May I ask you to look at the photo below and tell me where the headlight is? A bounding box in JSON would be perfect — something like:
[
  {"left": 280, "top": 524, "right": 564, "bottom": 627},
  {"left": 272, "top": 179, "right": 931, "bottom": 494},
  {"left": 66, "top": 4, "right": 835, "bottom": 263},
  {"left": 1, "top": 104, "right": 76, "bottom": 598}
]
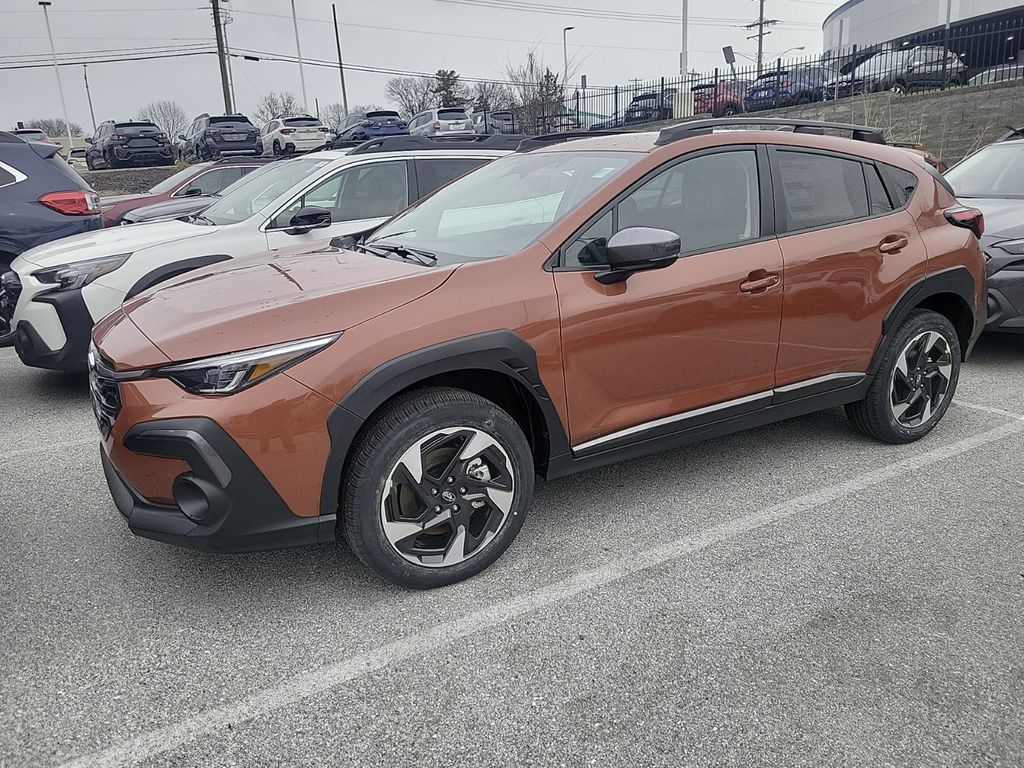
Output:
[
  {"left": 994, "top": 239, "right": 1024, "bottom": 256},
  {"left": 32, "top": 253, "right": 130, "bottom": 292},
  {"left": 157, "top": 333, "right": 341, "bottom": 395}
]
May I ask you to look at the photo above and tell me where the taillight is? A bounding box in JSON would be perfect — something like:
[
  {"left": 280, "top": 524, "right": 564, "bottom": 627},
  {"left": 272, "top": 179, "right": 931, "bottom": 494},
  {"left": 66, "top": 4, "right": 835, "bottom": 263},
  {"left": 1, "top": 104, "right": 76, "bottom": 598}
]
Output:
[
  {"left": 318, "top": 126, "right": 329, "bottom": 132},
  {"left": 280, "top": 128, "right": 295, "bottom": 134},
  {"left": 109, "top": 133, "right": 123, "bottom": 140},
  {"left": 204, "top": 130, "right": 215, "bottom": 137},
  {"left": 39, "top": 190, "right": 101, "bottom": 216},
  {"left": 944, "top": 206, "right": 984, "bottom": 238},
  {"left": 156, "top": 132, "right": 168, "bottom": 139},
  {"left": 432, "top": 121, "right": 441, "bottom": 129},
  {"left": 360, "top": 121, "right": 372, "bottom": 127}
]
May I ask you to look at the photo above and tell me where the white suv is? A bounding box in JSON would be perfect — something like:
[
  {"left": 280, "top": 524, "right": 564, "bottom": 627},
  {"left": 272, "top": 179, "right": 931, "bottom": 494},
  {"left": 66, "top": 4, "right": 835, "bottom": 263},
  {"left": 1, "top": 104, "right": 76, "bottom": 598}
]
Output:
[
  {"left": 2, "top": 138, "right": 515, "bottom": 371},
  {"left": 259, "top": 115, "right": 331, "bottom": 156}
]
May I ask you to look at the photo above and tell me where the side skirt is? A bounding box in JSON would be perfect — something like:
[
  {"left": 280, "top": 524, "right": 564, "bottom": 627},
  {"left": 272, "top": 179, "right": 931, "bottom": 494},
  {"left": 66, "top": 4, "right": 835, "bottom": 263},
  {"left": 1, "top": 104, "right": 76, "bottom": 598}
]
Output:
[{"left": 546, "top": 375, "right": 871, "bottom": 479}]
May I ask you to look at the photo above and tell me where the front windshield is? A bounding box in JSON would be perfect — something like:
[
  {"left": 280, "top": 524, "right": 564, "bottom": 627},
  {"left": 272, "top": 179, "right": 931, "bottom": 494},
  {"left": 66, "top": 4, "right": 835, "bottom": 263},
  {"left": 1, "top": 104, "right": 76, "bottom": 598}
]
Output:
[
  {"left": 200, "top": 157, "right": 333, "bottom": 225},
  {"left": 149, "top": 164, "right": 208, "bottom": 195},
  {"left": 367, "top": 150, "right": 639, "bottom": 263},
  {"left": 945, "top": 144, "right": 1024, "bottom": 198}
]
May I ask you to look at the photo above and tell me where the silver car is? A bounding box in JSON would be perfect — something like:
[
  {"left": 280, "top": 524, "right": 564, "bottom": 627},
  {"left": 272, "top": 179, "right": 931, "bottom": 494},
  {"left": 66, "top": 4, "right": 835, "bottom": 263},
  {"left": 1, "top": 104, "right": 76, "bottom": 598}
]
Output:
[{"left": 408, "top": 108, "right": 473, "bottom": 137}]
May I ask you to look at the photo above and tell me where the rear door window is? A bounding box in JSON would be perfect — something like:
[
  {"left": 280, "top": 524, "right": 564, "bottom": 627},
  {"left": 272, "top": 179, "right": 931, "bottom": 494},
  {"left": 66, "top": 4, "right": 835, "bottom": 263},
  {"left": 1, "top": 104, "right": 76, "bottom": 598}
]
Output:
[
  {"left": 415, "top": 158, "right": 489, "bottom": 196},
  {"left": 773, "top": 150, "right": 869, "bottom": 231},
  {"left": 866, "top": 165, "right": 893, "bottom": 214}
]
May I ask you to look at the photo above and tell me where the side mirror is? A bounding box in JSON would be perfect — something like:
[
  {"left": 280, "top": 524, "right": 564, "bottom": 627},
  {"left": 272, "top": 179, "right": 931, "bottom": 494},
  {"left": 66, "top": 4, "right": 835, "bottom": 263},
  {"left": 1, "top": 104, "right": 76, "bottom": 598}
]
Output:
[
  {"left": 330, "top": 234, "right": 357, "bottom": 250},
  {"left": 286, "top": 206, "right": 332, "bottom": 235},
  {"left": 177, "top": 133, "right": 186, "bottom": 141},
  {"left": 180, "top": 187, "right": 203, "bottom": 197},
  {"left": 596, "top": 227, "right": 680, "bottom": 285}
]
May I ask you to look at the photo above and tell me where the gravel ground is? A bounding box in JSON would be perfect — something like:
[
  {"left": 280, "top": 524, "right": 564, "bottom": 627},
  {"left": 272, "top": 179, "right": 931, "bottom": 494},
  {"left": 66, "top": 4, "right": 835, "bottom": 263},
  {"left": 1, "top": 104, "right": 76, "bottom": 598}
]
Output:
[
  {"left": 2, "top": 335, "right": 1023, "bottom": 768},
  {"left": 81, "top": 166, "right": 186, "bottom": 196}
]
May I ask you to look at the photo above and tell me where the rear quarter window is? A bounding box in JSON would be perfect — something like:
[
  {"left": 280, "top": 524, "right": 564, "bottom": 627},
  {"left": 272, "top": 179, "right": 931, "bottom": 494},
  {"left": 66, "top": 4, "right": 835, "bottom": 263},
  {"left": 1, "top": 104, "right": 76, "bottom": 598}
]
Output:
[
  {"left": 882, "top": 164, "right": 920, "bottom": 206},
  {"left": 0, "top": 163, "right": 19, "bottom": 188}
]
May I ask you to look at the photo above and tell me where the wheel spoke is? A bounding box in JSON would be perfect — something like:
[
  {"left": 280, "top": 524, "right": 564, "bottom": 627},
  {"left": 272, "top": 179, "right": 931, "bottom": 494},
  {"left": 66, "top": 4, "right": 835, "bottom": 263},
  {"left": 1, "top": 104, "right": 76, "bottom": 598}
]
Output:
[
  {"left": 485, "top": 487, "right": 515, "bottom": 514},
  {"left": 384, "top": 507, "right": 451, "bottom": 549}
]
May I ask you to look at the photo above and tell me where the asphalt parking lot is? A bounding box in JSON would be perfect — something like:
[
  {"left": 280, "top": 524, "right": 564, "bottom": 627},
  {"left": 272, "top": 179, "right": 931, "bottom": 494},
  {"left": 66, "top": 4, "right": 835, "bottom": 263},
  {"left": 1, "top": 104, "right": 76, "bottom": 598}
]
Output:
[{"left": 2, "top": 336, "right": 1024, "bottom": 768}]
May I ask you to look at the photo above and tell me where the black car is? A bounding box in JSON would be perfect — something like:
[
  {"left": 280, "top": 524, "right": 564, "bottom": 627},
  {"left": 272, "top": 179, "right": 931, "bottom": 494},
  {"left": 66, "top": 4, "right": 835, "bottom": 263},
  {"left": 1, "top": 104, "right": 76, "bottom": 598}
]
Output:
[
  {"left": 944, "top": 129, "right": 1024, "bottom": 333},
  {"left": 0, "top": 131, "right": 101, "bottom": 337},
  {"left": 178, "top": 114, "right": 261, "bottom": 161},
  {"left": 332, "top": 111, "right": 409, "bottom": 144},
  {"left": 826, "top": 46, "right": 966, "bottom": 97},
  {"left": 85, "top": 120, "right": 174, "bottom": 169}
]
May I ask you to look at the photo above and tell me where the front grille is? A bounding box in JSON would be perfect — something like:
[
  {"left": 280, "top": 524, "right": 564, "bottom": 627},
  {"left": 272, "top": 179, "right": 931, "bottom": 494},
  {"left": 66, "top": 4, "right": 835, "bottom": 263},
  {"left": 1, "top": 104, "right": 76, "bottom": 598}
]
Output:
[{"left": 88, "top": 346, "right": 122, "bottom": 438}]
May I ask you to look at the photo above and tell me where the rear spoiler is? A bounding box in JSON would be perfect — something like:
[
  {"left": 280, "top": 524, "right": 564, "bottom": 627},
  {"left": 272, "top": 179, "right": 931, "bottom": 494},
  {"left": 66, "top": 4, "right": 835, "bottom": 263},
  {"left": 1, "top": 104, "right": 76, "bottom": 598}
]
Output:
[{"left": 29, "top": 141, "right": 60, "bottom": 160}]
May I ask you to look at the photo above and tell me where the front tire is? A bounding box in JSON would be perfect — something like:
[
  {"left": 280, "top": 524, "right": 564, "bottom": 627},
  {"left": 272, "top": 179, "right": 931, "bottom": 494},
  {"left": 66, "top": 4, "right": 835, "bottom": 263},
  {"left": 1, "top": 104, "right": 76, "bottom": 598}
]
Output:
[
  {"left": 846, "top": 309, "right": 960, "bottom": 444},
  {"left": 341, "top": 387, "right": 534, "bottom": 589},
  {"left": 272, "top": 139, "right": 282, "bottom": 156}
]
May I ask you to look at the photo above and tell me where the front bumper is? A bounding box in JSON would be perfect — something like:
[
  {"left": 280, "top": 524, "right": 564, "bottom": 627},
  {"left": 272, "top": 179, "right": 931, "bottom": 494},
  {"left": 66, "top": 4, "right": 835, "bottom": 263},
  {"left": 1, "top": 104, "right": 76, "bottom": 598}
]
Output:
[
  {"left": 4, "top": 270, "right": 91, "bottom": 370},
  {"left": 101, "top": 417, "right": 336, "bottom": 552}
]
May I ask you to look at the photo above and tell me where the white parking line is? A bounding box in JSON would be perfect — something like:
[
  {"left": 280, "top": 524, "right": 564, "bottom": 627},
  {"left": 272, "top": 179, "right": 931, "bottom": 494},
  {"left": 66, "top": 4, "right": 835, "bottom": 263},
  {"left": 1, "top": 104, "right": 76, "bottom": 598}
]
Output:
[
  {"left": 58, "top": 409, "right": 1024, "bottom": 768},
  {"left": 953, "top": 400, "right": 1024, "bottom": 422}
]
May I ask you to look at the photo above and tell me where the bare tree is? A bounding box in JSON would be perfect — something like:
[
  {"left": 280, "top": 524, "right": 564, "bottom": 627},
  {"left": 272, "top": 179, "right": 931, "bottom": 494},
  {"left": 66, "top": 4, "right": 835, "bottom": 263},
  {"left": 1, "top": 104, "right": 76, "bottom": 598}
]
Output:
[
  {"left": 320, "top": 102, "right": 348, "bottom": 133},
  {"left": 136, "top": 100, "right": 189, "bottom": 138},
  {"left": 505, "top": 51, "right": 564, "bottom": 134},
  {"left": 385, "top": 76, "right": 438, "bottom": 118},
  {"left": 350, "top": 103, "right": 387, "bottom": 114},
  {"left": 253, "top": 92, "right": 303, "bottom": 125},
  {"left": 470, "top": 81, "right": 513, "bottom": 112},
  {"left": 21, "top": 117, "right": 83, "bottom": 137}
]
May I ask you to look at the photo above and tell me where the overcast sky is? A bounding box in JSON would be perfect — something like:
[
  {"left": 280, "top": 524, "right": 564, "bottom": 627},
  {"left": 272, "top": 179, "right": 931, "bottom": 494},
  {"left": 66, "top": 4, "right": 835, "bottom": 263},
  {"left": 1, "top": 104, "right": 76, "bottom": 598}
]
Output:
[{"left": 0, "top": 0, "right": 833, "bottom": 133}]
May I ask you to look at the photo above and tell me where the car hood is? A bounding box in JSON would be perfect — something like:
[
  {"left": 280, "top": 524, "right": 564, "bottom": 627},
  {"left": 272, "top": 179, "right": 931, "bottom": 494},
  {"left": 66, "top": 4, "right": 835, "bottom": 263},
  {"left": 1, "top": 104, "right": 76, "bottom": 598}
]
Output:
[
  {"left": 120, "top": 248, "right": 457, "bottom": 363},
  {"left": 125, "top": 196, "right": 214, "bottom": 222},
  {"left": 958, "top": 197, "right": 1024, "bottom": 241},
  {"left": 101, "top": 193, "right": 153, "bottom": 209},
  {"left": 15, "top": 219, "right": 217, "bottom": 268}
]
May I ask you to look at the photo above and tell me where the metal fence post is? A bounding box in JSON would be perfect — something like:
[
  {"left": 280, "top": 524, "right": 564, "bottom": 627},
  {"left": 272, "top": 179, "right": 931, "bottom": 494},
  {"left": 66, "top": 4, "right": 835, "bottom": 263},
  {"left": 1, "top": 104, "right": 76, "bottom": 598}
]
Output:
[{"left": 614, "top": 85, "right": 619, "bottom": 119}]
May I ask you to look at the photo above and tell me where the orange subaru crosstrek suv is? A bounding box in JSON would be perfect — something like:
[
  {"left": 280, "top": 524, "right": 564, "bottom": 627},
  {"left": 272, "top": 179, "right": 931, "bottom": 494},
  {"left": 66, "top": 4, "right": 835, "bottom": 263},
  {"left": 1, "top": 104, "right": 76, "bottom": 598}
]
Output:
[{"left": 91, "top": 119, "right": 986, "bottom": 588}]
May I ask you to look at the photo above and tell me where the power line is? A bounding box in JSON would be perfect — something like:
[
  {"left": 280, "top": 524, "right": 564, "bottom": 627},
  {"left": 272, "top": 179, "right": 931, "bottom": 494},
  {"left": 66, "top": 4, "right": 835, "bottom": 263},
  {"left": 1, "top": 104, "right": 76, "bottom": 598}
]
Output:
[
  {"left": 0, "top": 44, "right": 212, "bottom": 61},
  {"left": 0, "top": 50, "right": 215, "bottom": 71}
]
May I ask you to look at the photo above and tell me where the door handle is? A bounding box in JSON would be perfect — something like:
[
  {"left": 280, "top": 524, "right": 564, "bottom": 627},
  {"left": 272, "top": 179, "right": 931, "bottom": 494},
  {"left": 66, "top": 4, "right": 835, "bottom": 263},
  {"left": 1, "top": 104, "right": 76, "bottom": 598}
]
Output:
[
  {"left": 739, "top": 274, "right": 780, "bottom": 293},
  {"left": 878, "top": 235, "right": 909, "bottom": 254}
]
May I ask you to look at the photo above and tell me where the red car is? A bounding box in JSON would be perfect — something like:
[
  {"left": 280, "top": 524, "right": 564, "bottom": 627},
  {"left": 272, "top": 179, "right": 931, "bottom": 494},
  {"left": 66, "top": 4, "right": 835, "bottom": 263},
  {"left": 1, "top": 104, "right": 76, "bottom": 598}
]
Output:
[
  {"left": 693, "top": 80, "right": 751, "bottom": 117},
  {"left": 99, "top": 158, "right": 269, "bottom": 226}
]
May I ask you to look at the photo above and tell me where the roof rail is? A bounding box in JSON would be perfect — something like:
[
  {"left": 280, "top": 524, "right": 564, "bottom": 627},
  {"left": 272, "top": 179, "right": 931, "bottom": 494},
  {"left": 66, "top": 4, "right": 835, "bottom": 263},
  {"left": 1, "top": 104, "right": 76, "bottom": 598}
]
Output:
[
  {"left": 655, "top": 118, "right": 886, "bottom": 146},
  {"left": 213, "top": 155, "right": 274, "bottom": 164},
  {"left": 516, "top": 130, "right": 626, "bottom": 152},
  {"left": 346, "top": 133, "right": 527, "bottom": 154}
]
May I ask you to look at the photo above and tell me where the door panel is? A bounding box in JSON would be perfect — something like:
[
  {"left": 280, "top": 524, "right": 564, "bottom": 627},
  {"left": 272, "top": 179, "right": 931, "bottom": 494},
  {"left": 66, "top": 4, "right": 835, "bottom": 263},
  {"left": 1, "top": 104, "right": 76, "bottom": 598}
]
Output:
[{"left": 556, "top": 240, "right": 784, "bottom": 447}]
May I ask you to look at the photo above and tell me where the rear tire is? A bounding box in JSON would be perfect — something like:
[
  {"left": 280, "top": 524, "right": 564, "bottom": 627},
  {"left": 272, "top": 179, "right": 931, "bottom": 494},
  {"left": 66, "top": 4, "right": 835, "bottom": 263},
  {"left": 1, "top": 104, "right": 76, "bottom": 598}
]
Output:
[
  {"left": 340, "top": 387, "right": 534, "bottom": 589},
  {"left": 845, "top": 309, "right": 960, "bottom": 444}
]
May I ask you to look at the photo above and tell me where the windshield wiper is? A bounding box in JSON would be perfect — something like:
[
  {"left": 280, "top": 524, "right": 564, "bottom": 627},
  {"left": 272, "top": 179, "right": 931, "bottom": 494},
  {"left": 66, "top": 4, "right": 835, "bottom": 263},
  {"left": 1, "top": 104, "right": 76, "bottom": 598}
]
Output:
[
  {"left": 367, "top": 243, "right": 437, "bottom": 266},
  {"left": 189, "top": 213, "right": 216, "bottom": 225},
  {"left": 366, "top": 229, "right": 416, "bottom": 244}
]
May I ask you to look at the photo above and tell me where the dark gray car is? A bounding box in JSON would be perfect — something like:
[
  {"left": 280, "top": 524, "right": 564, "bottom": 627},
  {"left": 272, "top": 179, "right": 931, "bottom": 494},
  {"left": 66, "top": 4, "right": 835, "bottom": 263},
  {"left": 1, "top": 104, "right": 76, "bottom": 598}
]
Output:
[{"left": 944, "top": 130, "right": 1024, "bottom": 333}]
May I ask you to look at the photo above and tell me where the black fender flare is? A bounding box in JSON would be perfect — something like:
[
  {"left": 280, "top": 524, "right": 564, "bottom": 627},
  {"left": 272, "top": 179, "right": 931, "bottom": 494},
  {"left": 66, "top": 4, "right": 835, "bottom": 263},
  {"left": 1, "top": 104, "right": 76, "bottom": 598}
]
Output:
[
  {"left": 870, "top": 266, "right": 977, "bottom": 373},
  {"left": 125, "top": 254, "right": 232, "bottom": 300},
  {"left": 317, "top": 330, "right": 571, "bottom": 518}
]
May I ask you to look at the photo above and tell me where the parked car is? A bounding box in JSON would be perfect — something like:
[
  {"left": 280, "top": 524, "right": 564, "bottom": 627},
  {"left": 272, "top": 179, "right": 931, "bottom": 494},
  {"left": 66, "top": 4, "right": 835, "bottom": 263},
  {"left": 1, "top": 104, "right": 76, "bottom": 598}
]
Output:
[
  {"left": 99, "top": 157, "right": 271, "bottom": 226},
  {"left": 120, "top": 162, "right": 282, "bottom": 226},
  {"left": 588, "top": 115, "right": 626, "bottom": 131},
  {"left": 259, "top": 115, "right": 331, "bottom": 156},
  {"left": 85, "top": 121, "right": 174, "bottom": 169},
  {"left": 4, "top": 135, "right": 521, "bottom": 371},
  {"left": 408, "top": 108, "right": 473, "bottom": 136},
  {"left": 0, "top": 131, "right": 101, "bottom": 273},
  {"left": 826, "top": 46, "right": 966, "bottom": 97},
  {"left": 333, "top": 111, "right": 408, "bottom": 144},
  {"left": 944, "top": 129, "right": 1024, "bottom": 334},
  {"left": 622, "top": 89, "right": 677, "bottom": 124},
  {"left": 472, "top": 110, "right": 519, "bottom": 134},
  {"left": 968, "top": 63, "right": 1024, "bottom": 86},
  {"left": 12, "top": 128, "right": 54, "bottom": 144},
  {"left": 744, "top": 65, "right": 834, "bottom": 111},
  {"left": 177, "top": 114, "right": 261, "bottom": 162},
  {"left": 67, "top": 148, "right": 88, "bottom": 170},
  {"left": 693, "top": 79, "right": 751, "bottom": 116},
  {"left": 89, "top": 118, "right": 984, "bottom": 588}
]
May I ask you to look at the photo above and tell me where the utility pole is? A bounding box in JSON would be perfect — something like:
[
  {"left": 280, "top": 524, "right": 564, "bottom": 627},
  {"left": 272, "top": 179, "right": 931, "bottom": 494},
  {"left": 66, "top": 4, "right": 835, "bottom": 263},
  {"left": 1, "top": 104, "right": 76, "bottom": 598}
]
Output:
[
  {"left": 38, "top": 2, "right": 73, "bottom": 151},
  {"left": 679, "top": 0, "right": 688, "bottom": 78},
  {"left": 220, "top": 2, "right": 238, "bottom": 112},
  {"left": 743, "top": 0, "right": 779, "bottom": 76},
  {"left": 331, "top": 3, "right": 349, "bottom": 115},
  {"left": 82, "top": 64, "right": 96, "bottom": 133},
  {"left": 210, "top": 0, "right": 233, "bottom": 113},
  {"left": 290, "top": 0, "right": 308, "bottom": 110}
]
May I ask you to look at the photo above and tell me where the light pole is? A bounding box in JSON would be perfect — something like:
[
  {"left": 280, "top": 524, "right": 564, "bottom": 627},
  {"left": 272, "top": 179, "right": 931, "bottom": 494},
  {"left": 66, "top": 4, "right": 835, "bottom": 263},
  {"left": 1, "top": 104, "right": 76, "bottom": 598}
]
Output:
[
  {"left": 39, "top": 2, "right": 73, "bottom": 151},
  {"left": 562, "top": 26, "right": 575, "bottom": 91},
  {"left": 82, "top": 64, "right": 96, "bottom": 133},
  {"left": 680, "top": 0, "right": 688, "bottom": 78},
  {"left": 290, "top": 0, "right": 308, "bottom": 110},
  {"left": 774, "top": 45, "right": 805, "bottom": 60}
]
